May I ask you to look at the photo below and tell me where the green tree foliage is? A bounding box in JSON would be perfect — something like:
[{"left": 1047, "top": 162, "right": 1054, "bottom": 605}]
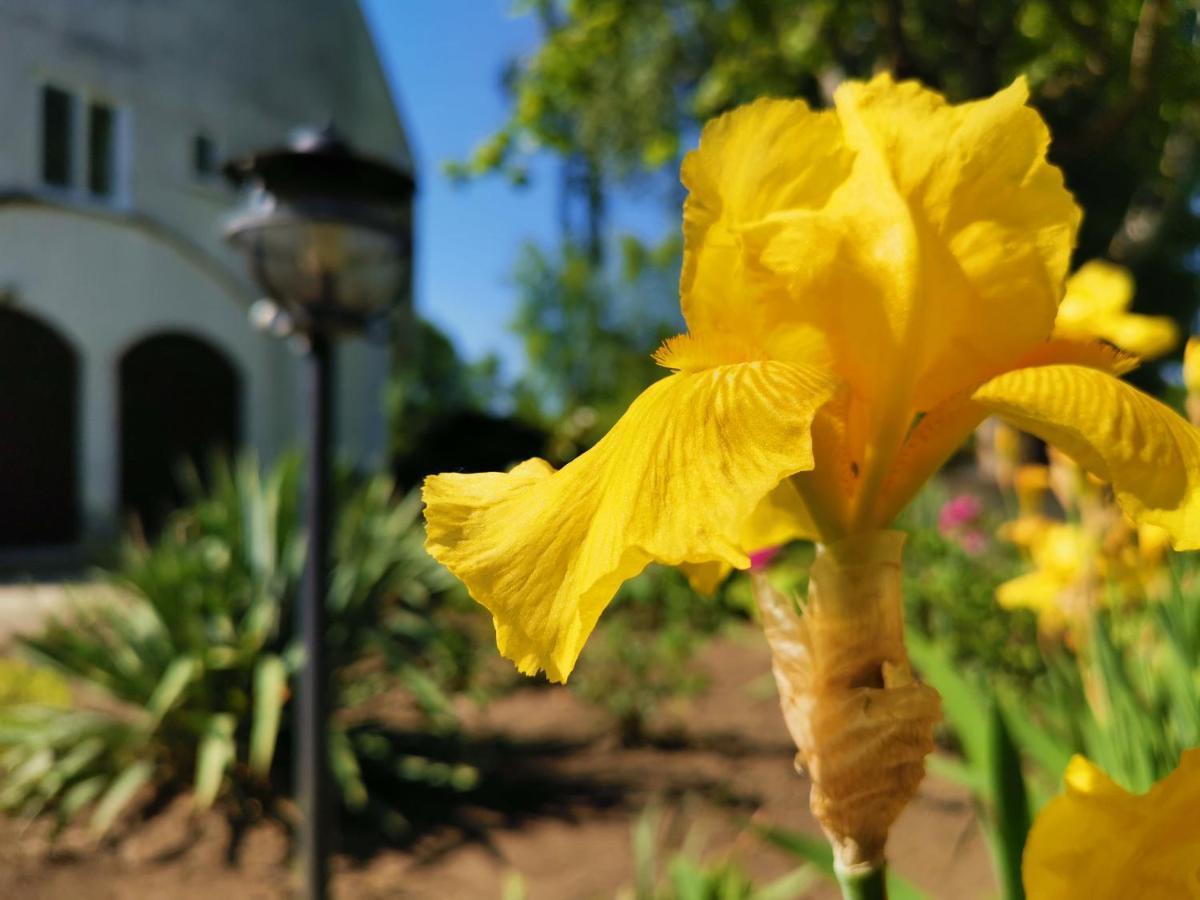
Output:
[
  {"left": 509, "top": 236, "right": 682, "bottom": 456},
  {"left": 390, "top": 319, "right": 548, "bottom": 482},
  {"left": 459, "top": 0, "right": 1200, "bottom": 401}
]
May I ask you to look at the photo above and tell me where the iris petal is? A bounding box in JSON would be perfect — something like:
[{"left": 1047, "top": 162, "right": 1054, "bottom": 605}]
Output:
[
  {"left": 1023, "top": 750, "right": 1200, "bottom": 897},
  {"left": 1054, "top": 261, "right": 1179, "bottom": 360},
  {"left": 974, "top": 364, "right": 1200, "bottom": 549},
  {"left": 423, "top": 361, "right": 834, "bottom": 682}
]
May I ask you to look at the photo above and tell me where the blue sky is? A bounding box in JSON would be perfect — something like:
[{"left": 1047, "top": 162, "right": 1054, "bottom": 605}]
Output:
[{"left": 360, "top": 0, "right": 673, "bottom": 376}]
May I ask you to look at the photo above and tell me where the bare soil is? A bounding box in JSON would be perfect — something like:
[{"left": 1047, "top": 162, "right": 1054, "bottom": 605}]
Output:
[{"left": 0, "top": 625, "right": 995, "bottom": 899}]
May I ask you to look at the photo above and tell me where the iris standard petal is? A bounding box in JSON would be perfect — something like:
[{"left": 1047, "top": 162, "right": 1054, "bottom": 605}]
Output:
[
  {"left": 679, "top": 98, "right": 850, "bottom": 340},
  {"left": 752, "top": 75, "right": 1079, "bottom": 416},
  {"left": 423, "top": 361, "right": 834, "bottom": 682},
  {"left": 973, "top": 364, "right": 1200, "bottom": 549},
  {"left": 1023, "top": 751, "right": 1200, "bottom": 898}
]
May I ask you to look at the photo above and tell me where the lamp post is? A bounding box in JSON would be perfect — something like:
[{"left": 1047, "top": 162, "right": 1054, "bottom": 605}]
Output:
[{"left": 223, "top": 127, "right": 413, "bottom": 900}]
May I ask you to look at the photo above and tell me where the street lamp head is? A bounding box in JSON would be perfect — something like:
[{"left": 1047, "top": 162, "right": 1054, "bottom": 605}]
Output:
[{"left": 222, "top": 125, "right": 414, "bottom": 335}]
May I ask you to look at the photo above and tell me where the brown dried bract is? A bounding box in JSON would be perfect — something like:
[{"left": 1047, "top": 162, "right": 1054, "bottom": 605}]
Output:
[{"left": 753, "top": 531, "right": 941, "bottom": 869}]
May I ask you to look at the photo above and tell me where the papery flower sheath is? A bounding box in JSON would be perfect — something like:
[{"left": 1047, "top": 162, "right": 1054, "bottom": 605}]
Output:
[{"left": 424, "top": 74, "right": 1200, "bottom": 683}]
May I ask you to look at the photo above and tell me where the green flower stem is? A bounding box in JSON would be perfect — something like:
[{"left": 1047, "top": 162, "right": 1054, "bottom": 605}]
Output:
[{"left": 836, "top": 863, "right": 888, "bottom": 900}]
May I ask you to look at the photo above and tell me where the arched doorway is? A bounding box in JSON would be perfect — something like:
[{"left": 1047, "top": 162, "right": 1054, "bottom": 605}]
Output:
[
  {"left": 0, "top": 308, "right": 79, "bottom": 546},
  {"left": 119, "top": 332, "right": 241, "bottom": 533}
]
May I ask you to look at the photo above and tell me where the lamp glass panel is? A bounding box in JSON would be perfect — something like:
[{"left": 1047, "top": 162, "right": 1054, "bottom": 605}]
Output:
[{"left": 238, "top": 219, "right": 405, "bottom": 317}]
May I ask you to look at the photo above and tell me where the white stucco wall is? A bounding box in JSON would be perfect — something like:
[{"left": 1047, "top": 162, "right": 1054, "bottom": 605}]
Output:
[
  {"left": 0, "top": 1, "right": 409, "bottom": 544},
  {"left": 0, "top": 206, "right": 295, "bottom": 536}
]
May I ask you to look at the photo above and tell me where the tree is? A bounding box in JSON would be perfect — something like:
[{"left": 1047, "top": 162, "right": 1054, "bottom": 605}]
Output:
[
  {"left": 460, "top": 0, "right": 1200, "bottom": 350},
  {"left": 389, "top": 319, "right": 546, "bottom": 484}
]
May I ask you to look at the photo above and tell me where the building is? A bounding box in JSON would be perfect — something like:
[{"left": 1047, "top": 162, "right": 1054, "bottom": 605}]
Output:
[{"left": 0, "top": 0, "right": 413, "bottom": 558}]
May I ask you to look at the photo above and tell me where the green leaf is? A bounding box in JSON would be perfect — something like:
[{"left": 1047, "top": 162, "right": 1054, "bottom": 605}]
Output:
[
  {"left": 666, "top": 855, "right": 708, "bottom": 900},
  {"left": 993, "top": 689, "right": 1072, "bottom": 807},
  {"left": 755, "top": 825, "right": 929, "bottom": 900},
  {"left": 755, "top": 866, "right": 822, "bottom": 900},
  {"left": 500, "top": 871, "right": 528, "bottom": 900},
  {"left": 90, "top": 760, "right": 154, "bottom": 835},
  {"left": 249, "top": 655, "right": 288, "bottom": 778},
  {"left": 0, "top": 747, "right": 54, "bottom": 809},
  {"left": 632, "top": 805, "right": 659, "bottom": 896},
  {"left": 926, "top": 752, "right": 982, "bottom": 793},
  {"left": 329, "top": 725, "right": 367, "bottom": 811},
  {"left": 58, "top": 774, "right": 107, "bottom": 829},
  {"left": 143, "top": 656, "right": 197, "bottom": 727},
  {"left": 907, "top": 632, "right": 991, "bottom": 783},
  {"left": 755, "top": 825, "right": 834, "bottom": 875},
  {"left": 193, "top": 713, "right": 235, "bottom": 810},
  {"left": 987, "top": 705, "right": 1031, "bottom": 900}
]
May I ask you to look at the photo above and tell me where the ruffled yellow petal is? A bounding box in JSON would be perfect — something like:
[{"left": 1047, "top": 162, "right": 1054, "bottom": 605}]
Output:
[
  {"left": 678, "top": 560, "right": 729, "bottom": 596},
  {"left": 1054, "top": 261, "right": 1179, "bottom": 360},
  {"left": 739, "top": 478, "right": 819, "bottom": 549},
  {"left": 681, "top": 472, "right": 821, "bottom": 595},
  {"left": 680, "top": 77, "right": 1080, "bottom": 521},
  {"left": 752, "top": 76, "right": 1078, "bottom": 411},
  {"left": 973, "top": 364, "right": 1200, "bottom": 549},
  {"left": 679, "top": 98, "right": 850, "bottom": 342},
  {"left": 423, "top": 361, "right": 834, "bottom": 682},
  {"left": 1023, "top": 750, "right": 1200, "bottom": 898},
  {"left": 681, "top": 77, "right": 1078, "bottom": 414}
]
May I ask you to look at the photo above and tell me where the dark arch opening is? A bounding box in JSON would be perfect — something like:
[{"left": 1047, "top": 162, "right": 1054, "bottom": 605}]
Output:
[
  {"left": 0, "top": 307, "right": 79, "bottom": 546},
  {"left": 119, "top": 332, "right": 241, "bottom": 534}
]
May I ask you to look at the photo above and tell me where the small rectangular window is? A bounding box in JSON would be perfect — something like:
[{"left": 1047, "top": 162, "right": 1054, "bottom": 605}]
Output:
[
  {"left": 87, "top": 102, "right": 115, "bottom": 197},
  {"left": 41, "top": 86, "right": 73, "bottom": 187},
  {"left": 193, "top": 134, "right": 216, "bottom": 177}
]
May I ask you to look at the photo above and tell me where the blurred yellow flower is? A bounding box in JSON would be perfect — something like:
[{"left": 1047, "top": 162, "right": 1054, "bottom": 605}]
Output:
[
  {"left": 424, "top": 74, "right": 1200, "bottom": 683},
  {"left": 997, "top": 522, "right": 1099, "bottom": 633},
  {"left": 1184, "top": 337, "right": 1200, "bottom": 394},
  {"left": 997, "top": 449, "right": 1172, "bottom": 636},
  {"left": 1023, "top": 750, "right": 1200, "bottom": 898},
  {"left": 1053, "top": 260, "right": 1179, "bottom": 360},
  {"left": 976, "top": 419, "right": 1025, "bottom": 492},
  {"left": 997, "top": 464, "right": 1053, "bottom": 547},
  {"left": 1185, "top": 337, "right": 1200, "bottom": 427}
]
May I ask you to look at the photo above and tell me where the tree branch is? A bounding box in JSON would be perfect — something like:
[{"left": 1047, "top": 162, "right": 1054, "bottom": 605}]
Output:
[{"left": 1058, "top": 0, "right": 1168, "bottom": 159}]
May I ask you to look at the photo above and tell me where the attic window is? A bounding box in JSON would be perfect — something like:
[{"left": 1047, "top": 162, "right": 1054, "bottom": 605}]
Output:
[
  {"left": 88, "top": 102, "right": 115, "bottom": 197},
  {"left": 193, "top": 134, "right": 218, "bottom": 178},
  {"left": 41, "top": 86, "right": 74, "bottom": 188}
]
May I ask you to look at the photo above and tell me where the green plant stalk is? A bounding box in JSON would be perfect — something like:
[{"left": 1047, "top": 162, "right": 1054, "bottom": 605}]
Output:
[{"left": 836, "top": 863, "right": 888, "bottom": 900}]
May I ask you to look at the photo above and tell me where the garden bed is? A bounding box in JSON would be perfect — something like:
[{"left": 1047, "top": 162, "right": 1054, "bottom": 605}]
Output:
[{"left": 0, "top": 626, "right": 993, "bottom": 899}]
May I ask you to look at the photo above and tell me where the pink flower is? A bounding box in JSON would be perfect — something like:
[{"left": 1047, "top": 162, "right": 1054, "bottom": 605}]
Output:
[
  {"left": 749, "top": 546, "right": 781, "bottom": 571},
  {"left": 939, "top": 494, "right": 984, "bottom": 533},
  {"left": 938, "top": 494, "right": 989, "bottom": 555}
]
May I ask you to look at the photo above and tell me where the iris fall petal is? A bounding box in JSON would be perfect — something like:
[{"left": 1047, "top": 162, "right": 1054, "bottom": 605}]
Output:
[
  {"left": 974, "top": 364, "right": 1200, "bottom": 549},
  {"left": 423, "top": 361, "right": 833, "bottom": 681}
]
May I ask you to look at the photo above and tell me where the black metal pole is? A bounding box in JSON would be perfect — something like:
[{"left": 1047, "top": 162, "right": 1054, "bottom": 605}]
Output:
[{"left": 298, "top": 329, "right": 334, "bottom": 899}]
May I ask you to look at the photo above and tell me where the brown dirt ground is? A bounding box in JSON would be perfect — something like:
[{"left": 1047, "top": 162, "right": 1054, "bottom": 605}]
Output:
[{"left": 0, "top": 625, "right": 995, "bottom": 899}]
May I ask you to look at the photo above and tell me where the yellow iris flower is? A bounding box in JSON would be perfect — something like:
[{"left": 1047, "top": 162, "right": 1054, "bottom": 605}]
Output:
[
  {"left": 1053, "top": 260, "right": 1179, "bottom": 361},
  {"left": 1184, "top": 337, "right": 1200, "bottom": 427},
  {"left": 997, "top": 521, "right": 1102, "bottom": 635},
  {"left": 998, "top": 453, "right": 1171, "bottom": 636},
  {"left": 424, "top": 74, "right": 1200, "bottom": 684},
  {"left": 1185, "top": 337, "right": 1200, "bottom": 396},
  {"left": 1023, "top": 750, "right": 1200, "bottom": 898}
]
